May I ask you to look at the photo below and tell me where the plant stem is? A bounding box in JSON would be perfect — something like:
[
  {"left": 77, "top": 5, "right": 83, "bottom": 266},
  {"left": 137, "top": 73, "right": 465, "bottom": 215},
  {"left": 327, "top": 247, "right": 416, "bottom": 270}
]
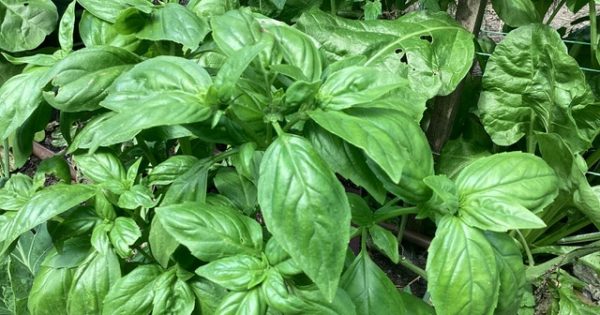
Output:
[
  {"left": 398, "top": 256, "right": 428, "bottom": 280},
  {"left": 374, "top": 206, "right": 419, "bottom": 223},
  {"left": 330, "top": 0, "right": 337, "bottom": 14},
  {"left": 361, "top": 228, "right": 368, "bottom": 252},
  {"left": 210, "top": 148, "right": 240, "bottom": 164},
  {"left": 590, "top": 1, "right": 598, "bottom": 67},
  {"left": 586, "top": 149, "right": 600, "bottom": 168},
  {"left": 179, "top": 137, "right": 193, "bottom": 156},
  {"left": 271, "top": 122, "right": 284, "bottom": 136},
  {"left": 135, "top": 136, "right": 158, "bottom": 166},
  {"left": 135, "top": 245, "right": 156, "bottom": 263},
  {"left": 545, "top": 0, "right": 567, "bottom": 25},
  {"left": 517, "top": 230, "right": 535, "bottom": 267},
  {"left": 2, "top": 139, "right": 10, "bottom": 179},
  {"left": 396, "top": 215, "right": 408, "bottom": 244}
]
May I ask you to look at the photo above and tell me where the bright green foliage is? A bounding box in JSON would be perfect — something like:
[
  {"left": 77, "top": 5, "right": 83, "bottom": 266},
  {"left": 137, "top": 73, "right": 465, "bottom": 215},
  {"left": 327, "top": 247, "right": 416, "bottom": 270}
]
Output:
[{"left": 0, "top": 2, "right": 596, "bottom": 315}]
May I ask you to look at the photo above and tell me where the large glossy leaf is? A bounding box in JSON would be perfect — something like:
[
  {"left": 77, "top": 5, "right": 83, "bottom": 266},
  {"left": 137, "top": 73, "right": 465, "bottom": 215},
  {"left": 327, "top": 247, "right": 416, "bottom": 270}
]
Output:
[
  {"left": 74, "top": 152, "right": 126, "bottom": 184},
  {"left": 258, "top": 17, "right": 322, "bottom": 82},
  {"left": 156, "top": 202, "right": 263, "bottom": 261},
  {"left": 296, "top": 9, "right": 474, "bottom": 98},
  {"left": 188, "top": 0, "right": 239, "bottom": 18},
  {"left": 491, "top": 0, "right": 540, "bottom": 27},
  {"left": 316, "top": 66, "right": 426, "bottom": 121},
  {"left": 305, "top": 122, "right": 386, "bottom": 203},
  {"left": 478, "top": 24, "right": 600, "bottom": 153},
  {"left": 215, "top": 289, "right": 266, "bottom": 315},
  {"left": 77, "top": 0, "right": 152, "bottom": 23},
  {"left": 102, "top": 265, "right": 162, "bottom": 315},
  {"left": 28, "top": 266, "right": 73, "bottom": 315},
  {"left": 0, "top": 0, "right": 58, "bottom": 52},
  {"left": 0, "top": 67, "right": 48, "bottom": 140},
  {"left": 151, "top": 269, "right": 195, "bottom": 315},
  {"left": 455, "top": 153, "right": 558, "bottom": 230},
  {"left": 309, "top": 108, "right": 433, "bottom": 202},
  {"left": 0, "top": 184, "right": 96, "bottom": 256},
  {"left": 195, "top": 254, "right": 268, "bottom": 291},
  {"left": 109, "top": 217, "right": 141, "bottom": 258},
  {"left": 67, "top": 250, "right": 121, "bottom": 314},
  {"left": 211, "top": 8, "right": 277, "bottom": 69},
  {"left": 485, "top": 232, "right": 526, "bottom": 315},
  {"left": 149, "top": 217, "right": 178, "bottom": 269},
  {"left": 115, "top": 4, "right": 209, "bottom": 49},
  {"left": 161, "top": 159, "right": 209, "bottom": 206},
  {"left": 427, "top": 216, "right": 499, "bottom": 315},
  {"left": 79, "top": 11, "right": 140, "bottom": 50},
  {"left": 214, "top": 167, "right": 257, "bottom": 214},
  {"left": 258, "top": 134, "right": 351, "bottom": 301},
  {"left": 74, "top": 56, "right": 214, "bottom": 150},
  {"left": 538, "top": 133, "right": 600, "bottom": 229},
  {"left": 340, "top": 251, "right": 405, "bottom": 314},
  {"left": 43, "top": 47, "right": 141, "bottom": 112}
]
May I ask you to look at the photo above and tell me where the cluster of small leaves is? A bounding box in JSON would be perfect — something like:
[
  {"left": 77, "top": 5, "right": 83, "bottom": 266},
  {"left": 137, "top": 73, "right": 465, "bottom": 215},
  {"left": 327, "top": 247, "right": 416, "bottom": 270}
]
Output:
[{"left": 0, "top": 0, "right": 600, "bottom": 314}]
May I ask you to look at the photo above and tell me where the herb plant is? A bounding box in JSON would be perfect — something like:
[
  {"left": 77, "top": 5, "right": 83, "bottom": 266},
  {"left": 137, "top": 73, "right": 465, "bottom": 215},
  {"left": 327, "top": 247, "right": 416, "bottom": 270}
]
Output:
[{"left": 1, "top": 1, "right": 600, "bottom": 314}]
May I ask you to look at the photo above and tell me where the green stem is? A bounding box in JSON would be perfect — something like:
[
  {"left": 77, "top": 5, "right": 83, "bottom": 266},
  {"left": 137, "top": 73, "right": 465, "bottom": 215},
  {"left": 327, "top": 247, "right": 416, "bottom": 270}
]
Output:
[
  {"left": 374, "top": 206, "right": 419, "bottom": 223},
  {"left": 210, "top": 148, "right": 240, "bottom": 164},
  {"left": 135, "top": 136, "right": 158, "bottom": 166},
  {"left": 271, "top": 122, "right": 284, "bottom": 136},
  {"left": 361, "top": 228, "right": 368, "bottom": 253},
  {"left": 535, "top": 217, "right": 591, "bottom": 246},
  {"left": 398, "top": 256, "right": 428, "bottom": 280},
  {"left": 135, "top": 245, "right": 156, "bottom": 263},
  {"left": 179, "top": 137, "right": 193, "bottom": 156},
  {"left": 396, "top": 215, "right": 408, "bottom": 245},
  {"left": 590, "top": 1, "right": 598, "bottom": 67},
  {"left": 330, "top": 0, "right": 337, "bottom": 14},
  {"left": 282, "top": 116, "right": 304, "bottom": 132},
  {"left": 517, "top": 230, "right": 535, "bottom": 267},
  {"left": 558, "top": 231, "right": 600, "bottom": 244},
  {"left": 545, "top": 0, "right": 567, "bottom": 25},
  {"left": 2, "top": 139, "right": 10, "bottom": 179},
  {"left": 586, "top": 149, "right": 600, "bottom": 168}
]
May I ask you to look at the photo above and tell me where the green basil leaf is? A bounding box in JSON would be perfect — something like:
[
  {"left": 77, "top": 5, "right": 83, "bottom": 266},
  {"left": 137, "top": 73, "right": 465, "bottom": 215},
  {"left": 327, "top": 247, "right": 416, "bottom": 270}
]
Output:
[
  {"left": 259, "top": 17, "right": 322, "bottom": 82},
  {"left": 478, "top": 24, "right": 600, "bottom": 153},
  {"left": 0, "top": 0, "right": 58, "bottom": 52},
  {"left": 58, "top": 1, "right": 76, "bottom": 52},
  {"left": 485, "top": 232, "right": 526, "bottom": 315},
  {"left": 74, "top": 151, "right": 126, "bottom": 183},
  {"left": 455, "top": 152, "right": 558, "bottom": 231},
  {"left": 261, "top": 270, "right": 309, "bottom": 313},
  {"left": 189, "top": 278, "right": 228, "bottom": 315},
  {"left": 426, "top": 216, "right": 499, "bottom": 315},
  {"left": 368, "top": 225, "right": 400, "bottom": 263},
  {"left": 0, "top": 174, "right": 36, "bottom": 211},
  {"left": 102, "top": 265, "right": 162, "bottom": 315},
  {"left": 152, "top": 269, "right": 196, "bottom": 315},
  {"left": 77, "top": 0, "right": 152, "bottom": 23},
  {"left": 214, "top": 167, "right": 257, "bottom": 214},
  {"left": 1, "top": 52, "right": 58, "bottom": 66},
  {"left": 43, "top": 47, "right": 141, "bottom": 112},
  {"left": 75, "top": 56, "right": 214, "bottom": 150},
  {"left": 491, "top": 0, "right": 540, "bottom": 27},
  {"left": 215, "top": 39, "right": 270, "bottom": 100},
  {"left": 0, "top": 184, "right": 96, "bottom": 255},
  {"left": 28, "top": 266, "right": 73, "bottom": 315},
  {"left": 108, "top": 217, "right": 141, "bottom": 258},
  {"left": 309, "top": 108, "right": 433, "bottom": 202},
  {"left": 149, "top": 216, "right": 178, "bottom": 268},
  {"left": 79, "top": 11, "right": 140, "bottom": 50},
  {"left": 419, "top": 175, "right": 459, "bottom": 219},
  {"left": 117, "top": 185, "right": 157, "bottom": 210},
  {"left": 161, "top": 159, "right": 209, "bottom": 206},
  {"left": 42, "top": 238, "right": 91, "bottom": 269},
  {"left": 438, "top": 134, "right": 492, "bottom": 180},
  {"left": 115, "top": 4, "right": 209, "bottom": 49},
  {"left": 49, "top": 206, "right": 100, "bottom": 245},
  {"left": 296, "top": 9, "right": 474, "bottom": 98},
  {"left": 347, "top": 193, "right": 374, "bottom": 226},
  {"left": 67, "top": 249, "right": 121, "bottom": 314},
  {"left": 258, "top": 133, "right": 350, "bottom": 300},
  {"left": 215, "top": 289, "right": 266, "bottom": 315},
  {"left": 188, "top": 0, "right": 239, "bottom": 18},
  {"left": 156, "top": 202, "right": 263, "bottom": 261},
  {"left": 556, "top": 276, "right": 600, "bottom": 314},
  {"left": 316, "top": 66, "right": 426, "bottom": 121},
  {"left": 340, "top": 250, "right": 404, "bottom": 314},
  {"left": 305, "top": 121, "right": 386, "bottom": 204},
  {"left": 196, "top": 254, "right": 268, "bottom": 291},
  {"left": 0, "top": 67, "right": 48, "bottom": 140},
  {"left": 211, "top": 8, "right": 276, "bottom": 68},
  {"left": 148, "top": 155, "right": 199, "bottom": 186}
]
